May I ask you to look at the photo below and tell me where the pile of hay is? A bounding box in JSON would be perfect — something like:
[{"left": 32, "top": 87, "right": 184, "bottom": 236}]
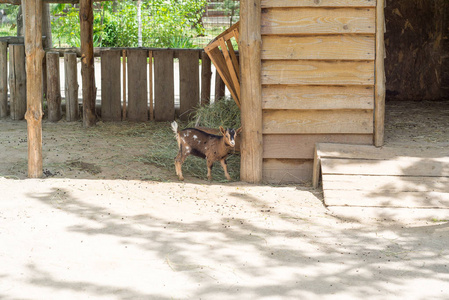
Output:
[{"left": 142, "top": 98, "right": 241, "bottom": 182}]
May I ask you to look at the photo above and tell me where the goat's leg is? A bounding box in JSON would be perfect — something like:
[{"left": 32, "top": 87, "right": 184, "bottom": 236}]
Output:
[
  {"left": 206, "top": 159, "right": 214, "bottom": 181},
  {"left": 220, "top": 159, "right": 232, "bottom": 180},
  {"left": 174, "top": 151, "right": 187, "bottom": 181}
]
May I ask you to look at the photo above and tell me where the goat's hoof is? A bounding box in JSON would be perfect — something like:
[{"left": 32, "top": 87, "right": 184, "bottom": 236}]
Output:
[{"left": 178, "top": 176, "right": 184, "bottom": 181}]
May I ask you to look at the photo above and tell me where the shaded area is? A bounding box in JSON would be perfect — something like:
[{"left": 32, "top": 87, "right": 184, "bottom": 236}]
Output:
[{"left": 0, "top": 179, "right": 448, "bottom": 299}]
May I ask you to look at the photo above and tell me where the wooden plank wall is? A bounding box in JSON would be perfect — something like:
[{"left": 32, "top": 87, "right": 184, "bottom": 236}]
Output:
[{"left": 260, "top": 0, "right": 377, "bottom": 183}]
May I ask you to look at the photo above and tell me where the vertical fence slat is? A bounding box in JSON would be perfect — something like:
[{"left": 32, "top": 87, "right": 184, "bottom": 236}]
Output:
[
  {"left": 0, "top": 42, "right": 7, "bottom": 118},
  {"left": 215, "top": 69, "right": 225, "bottom": 101},
  {"left": 101, "top": 50, "right": 121, "bottom": 121},
  {"left": 46, "top": 51, "right": 62, "bottom": 122},
  {"left": 179, "top": 51, "right": 200, "bottom": 121},
  {"left": 154, "top": 50, "right": 174, "bottom": 121},
  {"left": 201, "top": 51, "right": 211, "bottom": 106},
  {"left": 149, "top": 50, "right": 153, "bottom": 120},
  {"left": 127, "top": 49, "right": 148, "bottom": 122},
  {"left": 9, "top": 44, "right": 26, "bottom": 120},
  {"left": 64, "top": 53, "right": 79, "bottom": 121},
  {"left": 122, "top": 49, "right": 127, "bottom": 120}
]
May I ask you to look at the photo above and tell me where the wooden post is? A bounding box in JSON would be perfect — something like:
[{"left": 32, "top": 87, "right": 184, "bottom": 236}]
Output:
[
  {"left": 0, "top": 41, "right": 7, "bottom": 118},
  {"left": 64, "top": 52, "right": 79, "bottom": 121},
  {"left": 239, "top": 0, "right": 263, "bottom": 183},
  {"left": 201, "top": 51, "right": 211, "bottom": 106},
  {"left": 214, "top": 70, "right": 225, "bottom": 102},
  {"left": 122, "top": 49, "right": 127, "bottom": 120},
  {"left": 374, "top": 0, "right": 386, "bottom": 147},
  {"left": 23, "top": 0, "right": 45, "bottom": 178},
  {"left": 80, "top": 0, "right": 96, "bottom": 127},
  {"left": 46, "top": 51, "right": 62, "bottom": 122},
  {"left": 9, "top": 44, "right": 26, "bottom": 120},
  {"left": 149, "top": 50, "right": 153, "bottom": 120}
]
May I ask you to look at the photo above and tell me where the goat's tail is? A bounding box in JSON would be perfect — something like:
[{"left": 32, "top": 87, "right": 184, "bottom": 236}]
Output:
[{"left": 171, "top": 121, "right": 181, "bottom": 148}]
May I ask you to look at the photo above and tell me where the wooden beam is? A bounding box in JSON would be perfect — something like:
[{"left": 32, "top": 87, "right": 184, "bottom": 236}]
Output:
[
  {"left": 374, "top": 0, "right": 386, "bottom": 146},
  {"left": 240, "top": 0, "right": 263, "bottom": 183},
  {"left": 23, "top": 0, "right": 45, "bottom": 178},
  {"left": 80, "top": 0, "right": 96, "bottom": 127}
]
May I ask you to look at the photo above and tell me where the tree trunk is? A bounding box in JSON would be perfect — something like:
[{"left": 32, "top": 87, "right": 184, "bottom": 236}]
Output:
[
  {"left": 80, "top": 0, "right": 97, "bottom": 127},
  {"left": 16, "top": 5, "right": 23, "bottom": 37},
  {"left": 23, "top": 0, "right": 45, "bottom": 178}
]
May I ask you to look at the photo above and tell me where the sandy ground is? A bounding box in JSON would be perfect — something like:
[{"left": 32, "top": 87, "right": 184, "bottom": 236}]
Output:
[{"left": 0, "top": 101, "right": 448, "bottom": 299}]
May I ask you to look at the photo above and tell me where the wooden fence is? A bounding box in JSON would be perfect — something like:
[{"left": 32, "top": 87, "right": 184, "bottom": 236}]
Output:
[{"left": 0, "top": 40, "right": 228, "bottom": 122}]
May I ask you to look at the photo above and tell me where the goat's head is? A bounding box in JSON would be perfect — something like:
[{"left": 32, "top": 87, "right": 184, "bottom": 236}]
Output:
[{"left": 220, "top": 126, "right": 242, "bottom": 147}]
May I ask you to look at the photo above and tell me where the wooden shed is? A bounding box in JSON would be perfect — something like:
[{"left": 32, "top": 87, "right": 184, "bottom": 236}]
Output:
[{"left": 239, "top": 0, "right": 385, "bottom": 184}]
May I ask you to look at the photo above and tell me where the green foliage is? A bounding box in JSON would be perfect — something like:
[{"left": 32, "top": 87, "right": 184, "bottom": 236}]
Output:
[
  {"left": 50, "top": 0, "right": 207, "bottom": 48},
  {"left": 51, "top": 4, "right": 105, "bottom": 47},
  {"left": 219, "top": 0, "right": 240, "bottom": 27}
]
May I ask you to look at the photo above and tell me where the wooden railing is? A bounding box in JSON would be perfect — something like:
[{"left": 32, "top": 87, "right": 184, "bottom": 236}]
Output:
[{"left": 0, "top": 39, "right": 229, "bottom": 122}]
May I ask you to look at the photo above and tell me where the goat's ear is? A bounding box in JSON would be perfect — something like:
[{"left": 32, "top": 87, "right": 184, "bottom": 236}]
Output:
[
  {"left": 236, "top": 127, "right": 242, "bottom": 135},
  {"left": 219, "top": 126, "right": 226, "bottom": 135}
]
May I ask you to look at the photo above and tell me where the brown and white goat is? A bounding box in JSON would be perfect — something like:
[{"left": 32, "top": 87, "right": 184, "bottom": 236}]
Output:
[{"left": 171, "top": 121, "right": 242, "bottom": 181}]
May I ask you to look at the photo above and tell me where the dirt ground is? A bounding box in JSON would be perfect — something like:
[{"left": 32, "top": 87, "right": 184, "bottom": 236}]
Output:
[{"left": 0, "top": 100, "right": 448, "bottom": 299}]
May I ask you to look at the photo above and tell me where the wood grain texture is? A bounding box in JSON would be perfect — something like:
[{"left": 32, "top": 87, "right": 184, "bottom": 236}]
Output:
[
  {"left": 64, "top": 53, "right": 79, "bottom": 122},
  {"left": 0, "top": 42, "right": 7, "bottom": 118},
  {"left": 263, "top": 109, "right": 374, "bottom": 134},
  {"left": 324, "top": 190, "right": 449, "bottom": 208},
  {"left": 101, "top": 50, "right": 121, "bottom": 121},
  {"left": 261, "top": 0, "right": 376, "bottom": 8},
  {"left": 261, "top": 7, "right": 376, "bottom": 35},
  {"left": 9, "top": 44, "right": 26, "bottom": 121},
  {"left": 179, "top": 50, "right": 199, "bottom": 121},
  {"left": 240, "top": 0, "right": 263, "bottom": 183},
  {"left": 263, "top": 159, "right": 313, "bottom": 183},
  {"left": 316, "top": 143, "right": 448, "bottom": 160},
  {"left": 201, "top": 51, "right": 211, "bottom": 105},
  {"left": 154, "top": 50, "right": 174, "bottom": 121},
  {"left": 374, "top": 0, "right": 385, "bottom": 146},
  {"left": 262, "top": 85, "right": 374, "bottom": 110},
  {"left": 46, "top": 52, "right": 62, "bottom": 122},
  {"left": 23, "top": 0, "right": 45, "bottom": 178},
  {"left": 262, "top": 60, "right": 375, "bottom": 85},
  {"left": 262, "top": 35, "right": 375, "bottom": 60},
  {"left": 263, "top": 134, "right": 373, "bottom": 159},
  {"left": 127, "top": 49, "right": 148, "bottom": 122},
  {"left": 321, "top": 157, "right": 449, "bottom": 177},
  {"left": 322, "top": 175, "right": 449, "bottom": 193},
  {"left": 80, "top": 0, "right": 96, "bottom": 127}
]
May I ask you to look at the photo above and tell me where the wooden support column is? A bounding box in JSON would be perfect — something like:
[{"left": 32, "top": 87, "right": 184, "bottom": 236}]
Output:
[
  {"left": 374, "top": 0, "right": 386, "bottom": 147},
  {"left": 239, "top": 0, "right": 263, "bottom": 183},
  {"left": 23, "top": 0, "right": 45, "bottom": 178},
  {"left": 46, "top": 51, "right": 62, "bottom": 122},
  {"left": 80, "top": 0, "right": 96, "bottom": 127},
  {"left": 0, "top": 41, "right": 7, "bottom": 118},
  {"left": 201, "top": 51, "right": 211, "bottom": 106},
  {"left": 64, "top": 52, "right": 79, "bottom": 121}
]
